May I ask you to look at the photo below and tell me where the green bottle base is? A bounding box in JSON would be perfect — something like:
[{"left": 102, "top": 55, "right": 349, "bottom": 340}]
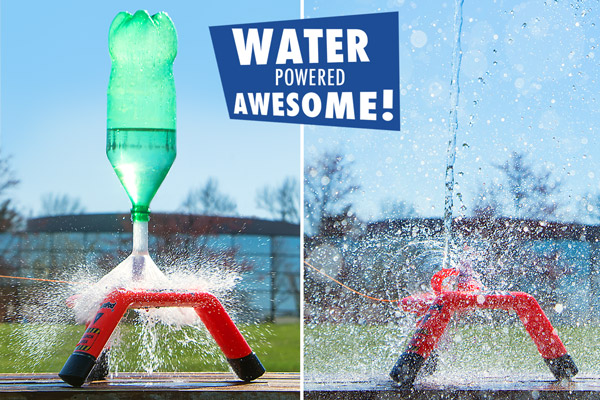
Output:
[{"left": 106, "top": 128, "right": 176, "bottom": 220}]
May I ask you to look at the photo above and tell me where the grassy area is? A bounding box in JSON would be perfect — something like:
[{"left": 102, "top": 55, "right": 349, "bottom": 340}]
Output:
[
  {"left": 0, "top": 322, "right": 300, "bottom": 373},
  {"left": 304, "top": 323, "right": 600, "bottom": 377}
]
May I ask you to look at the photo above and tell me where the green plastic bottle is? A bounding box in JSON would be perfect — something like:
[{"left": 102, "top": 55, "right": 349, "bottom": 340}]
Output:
[{"left": 106, "top": 10, "right": 177, "bottom": 222}]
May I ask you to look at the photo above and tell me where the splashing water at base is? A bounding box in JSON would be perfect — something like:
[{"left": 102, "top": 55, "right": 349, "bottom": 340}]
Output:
[
  {"left": 9, "top": 246, "right": 253, "bottom": 375},
  {"left": 304, "top": 222, "right": 600, "bottom": 384}
]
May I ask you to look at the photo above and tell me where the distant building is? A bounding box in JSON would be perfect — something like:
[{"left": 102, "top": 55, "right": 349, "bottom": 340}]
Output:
[
  {"left": 305, "top": 217, "right": 600, "bottom": 325},
  {"left": 0, "top": 213, "right": 300, "bottom": 322}
]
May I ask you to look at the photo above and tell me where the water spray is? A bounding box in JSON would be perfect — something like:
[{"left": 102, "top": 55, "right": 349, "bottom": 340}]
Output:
[
  {"left": 387, "top": 0, "right": 578, "bottom": 386},
  {"left": 305, "top": 259, "right": 578, "bottom": 386},
  {"left": 58, "top": 11, "right": 265, "bottom": 387},
  {"left": 389, "top": 268, "right": 578, "bottom": 387}
]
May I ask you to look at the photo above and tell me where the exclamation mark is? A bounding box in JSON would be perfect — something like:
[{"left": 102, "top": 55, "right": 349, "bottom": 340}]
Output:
[{"left": 382, "top": 90, "right": 393, "bottom": 122}]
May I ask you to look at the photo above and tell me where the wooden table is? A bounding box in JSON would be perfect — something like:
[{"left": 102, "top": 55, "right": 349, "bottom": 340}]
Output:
[
  {"left": 305, "top": 375, "right": 600, "bottom": 399},
  {"left": 0, "top": 372, "right": 300, "bottom": 399}
]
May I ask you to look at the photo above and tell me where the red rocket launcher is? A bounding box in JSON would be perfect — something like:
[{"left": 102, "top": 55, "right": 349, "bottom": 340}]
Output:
[
  {"left": 59, "top": 289, "right": 265, "bottom": 387},
  {"left": 390, "top": 268, "right": 578, "bottom": 387}
]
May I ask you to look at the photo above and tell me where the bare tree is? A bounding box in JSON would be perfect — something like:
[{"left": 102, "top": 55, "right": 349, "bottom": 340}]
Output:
[
  {"left": 472, "top": 181, "right": 502, "bottom": 218},
  {"left": 256, "top": 176, "right": 299, "bottom": 223},
  {"left": 0, "top": 155, "right": 21, "bottom": 232},
  {"left": 39, "top": 193, "right": 85, "bottom": 216},
  {"left": 473, "top": 151, "right": 561, "bottom": 220},
  {"left": 304, "top": 150, "right": 361, "bottom": 236},
  {"left": 180, "top": 177, "right": 237, "bottom": 216}
]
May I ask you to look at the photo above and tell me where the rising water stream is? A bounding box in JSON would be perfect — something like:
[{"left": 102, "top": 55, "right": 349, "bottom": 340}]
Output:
[{"left": 443, "top": 0, "right": 465, "bottom": 271}]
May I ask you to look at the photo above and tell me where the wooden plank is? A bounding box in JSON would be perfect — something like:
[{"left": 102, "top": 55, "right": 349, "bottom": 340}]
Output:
[
  {"left": 0, "top": 372, "right": 300, "bottom": 400},
  {"left": 304, "top": 376, "right": 600, "bottom": 400}
]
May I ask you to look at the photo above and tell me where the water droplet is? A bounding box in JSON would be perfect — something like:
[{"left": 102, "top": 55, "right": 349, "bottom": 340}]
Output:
[
  {"left": 554, "top": 303, "right": 564, "bottom": 313},
  {"left": 410, "top": 30, "right": 428, "bottom": 48},
  {"left": 514, "top": 78, "right": 525, "bottom": 89}
]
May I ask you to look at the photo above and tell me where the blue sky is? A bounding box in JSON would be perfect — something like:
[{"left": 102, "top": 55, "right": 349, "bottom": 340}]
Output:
[
  {"left": 305, "top": 0, "right": 600, "bottom": 223},
  {"left": 1, "top": 0, "right": 300, "bottom": 218},
  {"left": 2, "top": 0, "right": 599, "bottom": 225}
]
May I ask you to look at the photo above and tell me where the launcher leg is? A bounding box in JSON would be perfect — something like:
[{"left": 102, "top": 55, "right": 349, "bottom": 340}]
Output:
[
  {"left": 512, "top": 293, "right": 578, "bottom": 380},
  {"left": 390, "top": 296, "right": 454, "bottom": 387},
  {"left": 59, "top": 291, "right": 130, "bottom": 387},
  {"left": 194, "top": 294, "right": 265, "bottom": 381}
]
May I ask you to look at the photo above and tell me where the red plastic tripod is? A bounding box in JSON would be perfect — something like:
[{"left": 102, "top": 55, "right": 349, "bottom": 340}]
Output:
[
  {"left": 390, "top": 269, "right": 578, "bottom": 387},
  {"left": 59, "top": 289, "right": 265, "bottom": 387}
]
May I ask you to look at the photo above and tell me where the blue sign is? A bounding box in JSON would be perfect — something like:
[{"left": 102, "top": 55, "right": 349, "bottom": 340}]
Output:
[{"left": 210, "top": 12, "right": 400, "bottom": 131}]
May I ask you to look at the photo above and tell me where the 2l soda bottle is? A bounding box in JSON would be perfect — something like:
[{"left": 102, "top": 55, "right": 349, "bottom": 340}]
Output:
[{"left": 106, "top": 10, "right": 177, "bottom": 222}]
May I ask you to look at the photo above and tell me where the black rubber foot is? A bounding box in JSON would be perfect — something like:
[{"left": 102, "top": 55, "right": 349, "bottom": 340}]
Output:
[
  {"left": 227, "top": 352, "right": 266, "bottom": 381},
  {"left": 545, "top": 353, "right": 578, "bottom": 380},
  {"left": 390, "top": 352, "right": 426, "bottom": 387},
  {"left": 86, "top": 349, "right": 110, "bottom": 382},
  {"left": 59, "top": 352, "right": 97, "bottom": 387}
]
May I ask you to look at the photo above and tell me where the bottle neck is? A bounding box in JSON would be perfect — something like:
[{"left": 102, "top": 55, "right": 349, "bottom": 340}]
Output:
[
  {"left": 131, "top": 205, "right": 150, "bottom": 222},
  {"left": 132, "top": 219, "right": 149, "bottom": 255}
]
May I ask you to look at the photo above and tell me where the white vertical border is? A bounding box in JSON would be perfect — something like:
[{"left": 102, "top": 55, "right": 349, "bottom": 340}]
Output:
[
  {"left": 299, "top": 1, "right": 305, "bottom": 398},
  {"left": 299, "top": 126, "right": 305, "bottom": 397}
]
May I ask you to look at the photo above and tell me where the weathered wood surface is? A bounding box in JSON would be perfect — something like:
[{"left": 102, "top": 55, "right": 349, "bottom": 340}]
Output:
[
  {"left": 0, "top": 372, "right": 300, "bottom": 400},
  {"left": 304, "top": 376, "right": 600, "bottom": 400}
]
